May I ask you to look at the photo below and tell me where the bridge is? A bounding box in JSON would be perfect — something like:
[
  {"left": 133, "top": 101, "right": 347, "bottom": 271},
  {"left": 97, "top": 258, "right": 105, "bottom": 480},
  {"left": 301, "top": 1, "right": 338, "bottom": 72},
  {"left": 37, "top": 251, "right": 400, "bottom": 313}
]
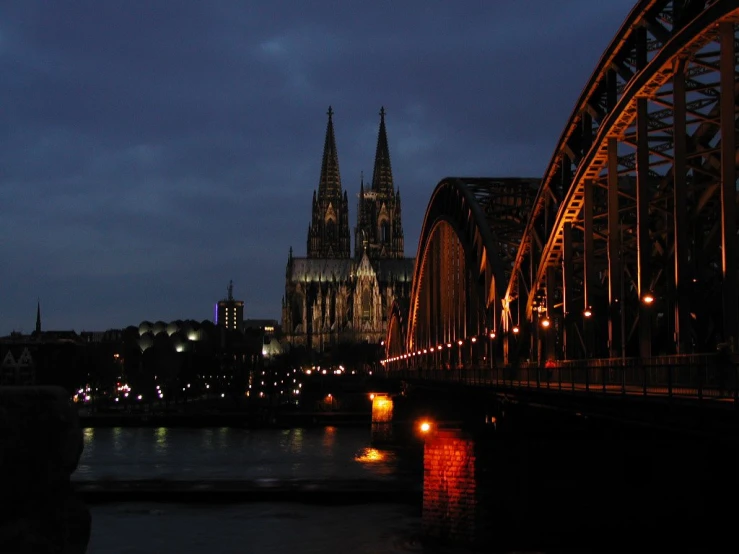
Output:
[{"left": 383, "top": 0, "right": 739, "bottom": 417}]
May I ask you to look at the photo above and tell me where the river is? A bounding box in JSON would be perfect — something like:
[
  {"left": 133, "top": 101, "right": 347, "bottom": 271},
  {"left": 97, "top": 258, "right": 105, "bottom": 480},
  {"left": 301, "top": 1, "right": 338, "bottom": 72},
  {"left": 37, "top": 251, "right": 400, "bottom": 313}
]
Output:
[{"left": 76, "top": 426, "right": 430, "bottom": 553}]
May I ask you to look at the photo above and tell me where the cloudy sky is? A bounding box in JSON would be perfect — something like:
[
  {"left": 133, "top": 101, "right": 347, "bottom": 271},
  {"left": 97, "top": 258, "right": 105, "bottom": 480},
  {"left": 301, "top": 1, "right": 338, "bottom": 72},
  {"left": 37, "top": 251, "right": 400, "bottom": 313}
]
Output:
[{"left": 0, "top": 0, "right": 636, "bottom": 334}]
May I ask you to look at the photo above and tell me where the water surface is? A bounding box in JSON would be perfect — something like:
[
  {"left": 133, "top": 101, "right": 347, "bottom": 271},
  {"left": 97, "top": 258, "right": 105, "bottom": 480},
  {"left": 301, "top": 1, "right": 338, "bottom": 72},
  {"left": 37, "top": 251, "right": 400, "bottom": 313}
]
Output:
[{"left": 76, "top": 426, "right": 417, "bottom": 482}]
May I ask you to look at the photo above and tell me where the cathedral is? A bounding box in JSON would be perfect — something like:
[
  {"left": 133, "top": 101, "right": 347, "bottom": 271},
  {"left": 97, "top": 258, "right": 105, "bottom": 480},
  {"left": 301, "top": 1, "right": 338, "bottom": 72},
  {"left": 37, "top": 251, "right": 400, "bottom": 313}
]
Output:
[{"left": 281, "top": 107, "right": 415, "bottom": 352}]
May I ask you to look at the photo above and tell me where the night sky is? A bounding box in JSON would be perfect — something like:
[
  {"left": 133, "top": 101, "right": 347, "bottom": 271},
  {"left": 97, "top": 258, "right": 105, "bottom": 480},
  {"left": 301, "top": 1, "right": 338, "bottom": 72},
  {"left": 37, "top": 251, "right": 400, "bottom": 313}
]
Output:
[{"left": 0, "top": 1, "right": 635, "bottom": 334}]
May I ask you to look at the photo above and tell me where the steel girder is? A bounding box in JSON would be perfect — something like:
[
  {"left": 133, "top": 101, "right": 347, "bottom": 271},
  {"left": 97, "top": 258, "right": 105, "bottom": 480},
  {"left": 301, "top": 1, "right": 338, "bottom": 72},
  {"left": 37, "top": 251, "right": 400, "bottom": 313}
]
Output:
[
  {"left": 505, "top": 0, "right": 739, "bottom": 361},
  {"left": 405, "top": 178, "right": 538, "bottom": 358}
]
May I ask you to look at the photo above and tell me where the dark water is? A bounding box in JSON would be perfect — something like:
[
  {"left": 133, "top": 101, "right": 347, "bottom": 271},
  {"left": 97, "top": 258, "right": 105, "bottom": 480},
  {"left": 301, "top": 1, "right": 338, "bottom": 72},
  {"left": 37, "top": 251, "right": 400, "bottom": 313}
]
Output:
[
  {"left": 88, "top": 503, "right": 426, "bottom": 554},
  {"left": 76, "top": 426, "right": 414, "bottom": 481},
  {"left": 78, "top": 427, "right": 431, "bottom": 554}
]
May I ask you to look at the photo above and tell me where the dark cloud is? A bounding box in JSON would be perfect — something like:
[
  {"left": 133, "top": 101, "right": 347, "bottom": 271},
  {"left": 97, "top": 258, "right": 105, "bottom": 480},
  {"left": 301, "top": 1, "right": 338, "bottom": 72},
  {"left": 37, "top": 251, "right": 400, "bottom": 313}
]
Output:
[{"left": 0, "top": 0, "right": 634, "bottom": 333}]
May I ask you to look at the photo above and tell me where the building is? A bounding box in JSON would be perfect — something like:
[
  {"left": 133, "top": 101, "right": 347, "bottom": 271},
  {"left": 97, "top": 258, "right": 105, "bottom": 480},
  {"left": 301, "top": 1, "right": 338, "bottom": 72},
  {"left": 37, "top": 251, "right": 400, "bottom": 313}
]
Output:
[
  {"left": 215, "top": 280, "right": 244, "bottom": 332},
  {"left": 244, "top": 319, "right": 282, "bottom": 359},
  {"left": 282, "top": 107, "right": 415, "bottom": 353}
]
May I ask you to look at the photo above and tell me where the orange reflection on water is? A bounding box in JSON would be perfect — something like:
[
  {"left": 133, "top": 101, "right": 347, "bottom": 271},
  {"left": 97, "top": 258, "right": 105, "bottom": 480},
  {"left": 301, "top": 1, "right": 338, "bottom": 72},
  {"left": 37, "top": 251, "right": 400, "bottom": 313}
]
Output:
[
  {"left": 322, "top": 425, "right": 337, "bottom": 448},
  {"left": 354, "top": 447, "right": 387, "bottom": 463}
]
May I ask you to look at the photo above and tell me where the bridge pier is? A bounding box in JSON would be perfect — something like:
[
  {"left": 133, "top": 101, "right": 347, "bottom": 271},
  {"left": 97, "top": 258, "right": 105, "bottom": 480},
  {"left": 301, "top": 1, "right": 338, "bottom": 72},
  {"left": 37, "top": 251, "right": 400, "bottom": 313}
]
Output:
[
  {"left": 370, "top": 393, "right": 394, "bottom": 445},
  {"left": 411, "top": 385, "right": 738, "bottom": 551}
]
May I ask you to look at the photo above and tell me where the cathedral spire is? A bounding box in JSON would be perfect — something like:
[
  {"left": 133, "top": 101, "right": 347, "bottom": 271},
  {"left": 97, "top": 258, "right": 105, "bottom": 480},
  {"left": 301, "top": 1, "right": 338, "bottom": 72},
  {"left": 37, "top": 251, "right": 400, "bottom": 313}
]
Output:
[
  {"left": 307, "top": 107, "right": 351, "bottom": 258},
  {"left": 371, "top": 106, "right": 394, "bottom": 194},
  {"left": 318, "top": 106, "right": 342, "bottom": 199},
  {"left": 35, "top": 299, "right": 41, "bottom": 334}
]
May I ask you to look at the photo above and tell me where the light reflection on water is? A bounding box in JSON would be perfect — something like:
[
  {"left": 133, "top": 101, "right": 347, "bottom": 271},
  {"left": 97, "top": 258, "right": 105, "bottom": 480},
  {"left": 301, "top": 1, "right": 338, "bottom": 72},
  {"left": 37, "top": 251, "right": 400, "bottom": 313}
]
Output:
[
  {"left": 75, "top": 426, "right": 414, "bottom": 482},
  {"left": 355, "top": 447, "right": 386, "bottom": 463}
]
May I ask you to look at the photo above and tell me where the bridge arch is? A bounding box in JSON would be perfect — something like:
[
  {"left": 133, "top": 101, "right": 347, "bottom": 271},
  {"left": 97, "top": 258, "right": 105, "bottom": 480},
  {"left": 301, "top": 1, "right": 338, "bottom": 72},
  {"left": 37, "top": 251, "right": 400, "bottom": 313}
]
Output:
[
  {"left": 399, "top": 178, "right": 537, "bottom": 370},
  {"left": 384, "top": 299, "right": 407, "bottom": 363},
  {"left": 389, "top": 1, "right": 739, "bottom": 370},
  {"left": 506, "top": 0, "right": 739, "bottom": 361}
]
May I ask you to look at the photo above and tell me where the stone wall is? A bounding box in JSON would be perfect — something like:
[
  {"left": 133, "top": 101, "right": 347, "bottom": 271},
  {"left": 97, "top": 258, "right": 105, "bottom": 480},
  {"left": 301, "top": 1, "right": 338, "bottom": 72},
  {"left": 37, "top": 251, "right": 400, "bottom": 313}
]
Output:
[{"left": 0, "top": 386, "right": 90, "bottom": 553}]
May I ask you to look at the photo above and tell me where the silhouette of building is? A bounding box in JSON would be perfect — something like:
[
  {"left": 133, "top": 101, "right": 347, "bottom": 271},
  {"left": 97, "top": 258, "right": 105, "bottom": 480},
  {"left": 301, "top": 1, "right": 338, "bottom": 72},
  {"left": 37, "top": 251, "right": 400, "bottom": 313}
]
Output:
[
  {"left": 215, "top": 280, "right": 244, "bottom": 332},
  {"left": 282, "top": 107, "right": 414, "bottom": 353}
]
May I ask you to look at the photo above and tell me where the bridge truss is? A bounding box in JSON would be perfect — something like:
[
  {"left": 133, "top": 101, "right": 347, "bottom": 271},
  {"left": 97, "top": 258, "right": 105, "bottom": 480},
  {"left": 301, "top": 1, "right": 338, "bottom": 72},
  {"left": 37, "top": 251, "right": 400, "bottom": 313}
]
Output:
[{"left": 386, "top": 0, "right": 739, "bottom": 371}]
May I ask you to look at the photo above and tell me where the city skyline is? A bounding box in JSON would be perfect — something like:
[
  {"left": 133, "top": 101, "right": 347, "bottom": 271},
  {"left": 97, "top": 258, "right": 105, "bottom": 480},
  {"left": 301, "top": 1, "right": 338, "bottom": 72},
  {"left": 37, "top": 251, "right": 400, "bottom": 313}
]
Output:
[{"left": 0, "top": 1, "right": 635, "bottom": 334}]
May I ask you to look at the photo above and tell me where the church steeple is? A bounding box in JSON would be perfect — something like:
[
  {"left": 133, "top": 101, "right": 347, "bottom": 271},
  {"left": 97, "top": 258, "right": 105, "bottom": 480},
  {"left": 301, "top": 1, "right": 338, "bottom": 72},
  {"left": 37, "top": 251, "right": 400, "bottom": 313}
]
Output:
[
  {"left": 318, "top": 106, "right": 342, "bottom": 199},
  {"left": 307, "top": 107, "right": 351, "bottom": 258},
  {"left": 371, "top": 106, "right": 394, "bottom": 194},
  {"left": 35, "top": 300, "right": 41, "bottom": 335},
  {"left": 354, "top": 107, "right": 404, "bottom": 259}
]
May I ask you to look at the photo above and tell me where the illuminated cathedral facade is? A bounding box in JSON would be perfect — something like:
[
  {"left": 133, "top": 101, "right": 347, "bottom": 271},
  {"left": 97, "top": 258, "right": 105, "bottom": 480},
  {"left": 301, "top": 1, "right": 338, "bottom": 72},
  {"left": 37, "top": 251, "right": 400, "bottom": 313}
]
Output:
[{"left": 282, "top": 107, "right": 414, "bottom": 352}]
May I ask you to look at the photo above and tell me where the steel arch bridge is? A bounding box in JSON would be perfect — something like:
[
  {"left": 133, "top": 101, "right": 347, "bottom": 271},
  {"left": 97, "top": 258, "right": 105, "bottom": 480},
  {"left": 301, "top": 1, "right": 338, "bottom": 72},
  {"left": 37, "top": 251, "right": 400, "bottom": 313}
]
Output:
[{"left": 385, "top": 0, "right": 739, "bottom": 385}]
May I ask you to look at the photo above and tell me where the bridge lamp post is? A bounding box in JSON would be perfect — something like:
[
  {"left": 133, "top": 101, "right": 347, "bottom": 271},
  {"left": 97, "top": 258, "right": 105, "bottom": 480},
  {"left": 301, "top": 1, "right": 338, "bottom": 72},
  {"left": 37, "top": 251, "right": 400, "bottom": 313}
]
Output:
[
  {"left": 489, "top": 332, "right": 496, "bottom": 370},
  {"left": 470, "top": 336, "right": 477, "bottom": 368},
  {"left": 534, "top": 302, "right": 546, "bottom": 366},
  {"left": 457, "top": 339, "right": 464, "bottom": 369},
  {"left": 583, "top": 307, "right": 593, "bottom": 358}
]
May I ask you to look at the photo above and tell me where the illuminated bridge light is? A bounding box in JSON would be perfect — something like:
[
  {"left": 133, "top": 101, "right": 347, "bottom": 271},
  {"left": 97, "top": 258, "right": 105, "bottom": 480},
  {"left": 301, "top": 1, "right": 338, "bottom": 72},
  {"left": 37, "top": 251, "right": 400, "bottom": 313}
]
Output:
[
  {"left": 457, "top": 340, "right": 463, "bottom": 346},
  {"left": 471, "top": 337, "right": 477, "bottom": 343},
  {"left": 418, "top": 419, "right": 434, "bottom": 435}
]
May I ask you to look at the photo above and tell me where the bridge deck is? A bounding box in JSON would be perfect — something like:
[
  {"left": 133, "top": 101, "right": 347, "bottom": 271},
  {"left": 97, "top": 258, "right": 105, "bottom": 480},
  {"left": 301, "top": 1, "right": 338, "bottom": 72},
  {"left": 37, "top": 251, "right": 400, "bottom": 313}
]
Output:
[{"left": 385, "top": 366, "right": 739, "bottom": 406}]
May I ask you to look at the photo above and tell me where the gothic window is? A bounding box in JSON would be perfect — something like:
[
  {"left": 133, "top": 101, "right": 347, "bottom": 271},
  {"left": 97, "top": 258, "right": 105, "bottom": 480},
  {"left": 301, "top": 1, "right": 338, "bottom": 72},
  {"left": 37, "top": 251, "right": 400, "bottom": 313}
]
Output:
[
  {"left": 380, "top": 220, "right": 390, "bottom": 243},
  {"left": 362, "top": 289, "right": 371, "bottom": 322}
]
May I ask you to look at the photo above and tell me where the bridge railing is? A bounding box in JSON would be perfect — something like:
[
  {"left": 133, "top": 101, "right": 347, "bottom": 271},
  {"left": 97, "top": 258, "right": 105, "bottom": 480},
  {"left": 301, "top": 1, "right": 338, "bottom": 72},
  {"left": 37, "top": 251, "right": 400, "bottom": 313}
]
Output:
[{"left": 382, "top": 354, "right": 738, "bottom": 403}]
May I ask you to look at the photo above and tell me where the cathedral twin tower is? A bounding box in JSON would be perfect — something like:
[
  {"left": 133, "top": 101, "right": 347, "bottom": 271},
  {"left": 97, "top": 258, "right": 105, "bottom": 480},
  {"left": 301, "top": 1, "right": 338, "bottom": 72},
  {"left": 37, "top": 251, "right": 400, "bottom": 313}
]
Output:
[
  {"left": 283, "top": 107, "right": 414, "bottom": 352},
  {"left": 307, "top": 106, "right": 405, "bottom": 260}
]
